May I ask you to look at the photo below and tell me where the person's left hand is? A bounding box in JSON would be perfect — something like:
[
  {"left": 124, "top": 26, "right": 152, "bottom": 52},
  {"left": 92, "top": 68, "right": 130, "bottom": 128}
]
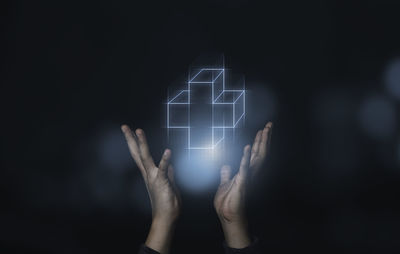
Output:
[{"left": 122, "top": 125, "right": 180, "bottom": 254}]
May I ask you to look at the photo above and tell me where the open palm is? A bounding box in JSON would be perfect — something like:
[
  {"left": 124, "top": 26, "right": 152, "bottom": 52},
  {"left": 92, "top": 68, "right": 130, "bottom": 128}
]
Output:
[{"left": 214, "top": 122, "right": 273, "bottom": 223}]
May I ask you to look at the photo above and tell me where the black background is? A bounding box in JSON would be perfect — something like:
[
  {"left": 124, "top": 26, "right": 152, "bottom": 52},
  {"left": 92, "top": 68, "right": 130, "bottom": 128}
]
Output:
[{"left": 2, "top": 0, "right": 400, "bottom": 253}]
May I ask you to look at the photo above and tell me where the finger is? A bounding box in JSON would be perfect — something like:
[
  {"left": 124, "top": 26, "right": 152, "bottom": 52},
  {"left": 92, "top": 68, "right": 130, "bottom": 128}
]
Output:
[
  {"left": 220, "top": 165, "right": 232, "bottom": 185},
  {"left": 250, "top": 130, "right": 262, "bottom": 161},
  {"left": 167, "top": 165, "right": 175, "bottom": 184},
  {"left": 135, "top": 129, "right": 156, "bottom": 169},
  {"left": 259, "top": 122, "right": 273, "bottom": 157},
  {"left": 267, "top": 122, "right": 273, "bottom": 147},
  {"left": 238, "top": 145, "right": 251, "bottom": 181},
  {"left": 121, "top": 125, "right": 146, "bottom": 176},
  {"left": 158, "top": 149, "right": 171, "bottom": 176}
]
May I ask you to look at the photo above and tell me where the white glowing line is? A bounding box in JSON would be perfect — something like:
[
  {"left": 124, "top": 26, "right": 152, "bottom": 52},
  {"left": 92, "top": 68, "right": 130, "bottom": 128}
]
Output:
[
  {"left": 212, "top": 70, "right": 224, "bottom": 82},
  {"left": 243, "top": 89, "right": 245, "bottom": 123},
  {"left": 223, "top": 68, "right": 225, "bottom": 90},
  {"left": 213, "top": 137, "right": 224, "bottom": 148},
  {"left": 234, "top": 113, "right": 245, "bottom": 127},
  {"left": 167, "top": 67, "right": 245, "bottom": 150},
  {"left": 168, "top": 90, "right": 188, "bottom": 103},
  {"left": 233, "top": 94, "right": 235, "bottom": 129},
  {"left": 189, "top": 147, "right": 215, "bottom": 150},
  {"left": 233, "top": 91, "right": 245, "bottom": 103},
  {"left": 167, "top": 103, "right": 169, "bottom": 128},
  {"left": 188, "top": 74, "right": 191, "bottom": 150},
  {"left": 213, "top": 91, "right": 224, "bottom": 103},
  {"left": 189, "top": 69, "right": 204, "bottom": 82},
  {"left": 212, "top": 79, "right": 214, "bottom": 145},
  {"left": 189, "top": 68, "right": 225, "bottom": 82},
  {"left": 213, "top": 90, "right": 244, "bottom": 104}
]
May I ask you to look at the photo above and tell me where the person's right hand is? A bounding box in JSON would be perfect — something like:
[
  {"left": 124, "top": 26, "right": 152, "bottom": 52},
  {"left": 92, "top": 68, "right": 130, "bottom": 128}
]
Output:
[
  {"left": 214, "top": 122, "right": 273, "bottom": 249},
  {"left": 122, "top": 125, "right": 180, "bottom": 254}
]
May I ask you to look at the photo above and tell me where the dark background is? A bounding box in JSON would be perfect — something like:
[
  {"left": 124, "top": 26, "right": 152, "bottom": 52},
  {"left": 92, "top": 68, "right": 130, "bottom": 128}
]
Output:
[{"left": 2, "top": 0, "right": 400, "bottom": 253}]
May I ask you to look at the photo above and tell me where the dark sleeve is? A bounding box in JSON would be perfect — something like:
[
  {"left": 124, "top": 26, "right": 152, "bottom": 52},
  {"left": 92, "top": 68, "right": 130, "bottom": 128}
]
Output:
[
  {"left": 223, "top": 238, "right": 260, "bottom": 254},
  {"left": 138, "top": 244, "right": 160, "bottom": 254}
]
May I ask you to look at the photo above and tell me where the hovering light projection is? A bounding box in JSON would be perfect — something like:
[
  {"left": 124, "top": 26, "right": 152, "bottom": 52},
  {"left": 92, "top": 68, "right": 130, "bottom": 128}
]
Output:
[{"left": 167, "top": 68, "right": 245, "bottom": 150}]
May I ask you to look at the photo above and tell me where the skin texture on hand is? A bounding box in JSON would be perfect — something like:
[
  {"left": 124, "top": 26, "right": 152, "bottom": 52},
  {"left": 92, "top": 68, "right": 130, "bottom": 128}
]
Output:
[
  {"left": 121, "top": 125, "right": 181, "bottom": 254},
  {"left": 214, "top": 122, "right": 273, "bottom": 249}
]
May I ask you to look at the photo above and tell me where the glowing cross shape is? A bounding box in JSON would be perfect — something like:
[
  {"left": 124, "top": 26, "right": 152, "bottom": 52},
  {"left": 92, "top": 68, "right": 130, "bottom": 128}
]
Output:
[{"left": 167, "top": 68, "right": 245, "bottom": 150}]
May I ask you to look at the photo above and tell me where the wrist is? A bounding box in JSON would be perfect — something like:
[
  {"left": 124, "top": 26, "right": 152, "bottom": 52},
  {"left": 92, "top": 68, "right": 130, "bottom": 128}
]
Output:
[
  {"left": 152, "top": 215, "right": 178, "bottom": 228},
  {"left": 152, "top": 204, "right": 180, "bottom": 223},
  {"left": 145, "top": 217, "right": 177, "bottom": 254},
  {"left": 220, "top": 218, "right": 251, "bottom": 249},
  {"left": 152, "top": 211, "right": 179, "bottom": 225}
]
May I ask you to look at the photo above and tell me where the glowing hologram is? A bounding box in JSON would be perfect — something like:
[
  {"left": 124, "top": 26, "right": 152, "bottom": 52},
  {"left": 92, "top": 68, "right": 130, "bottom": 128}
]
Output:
[{"left": 167, "top": 68, "right": 245, "bottom": 150}]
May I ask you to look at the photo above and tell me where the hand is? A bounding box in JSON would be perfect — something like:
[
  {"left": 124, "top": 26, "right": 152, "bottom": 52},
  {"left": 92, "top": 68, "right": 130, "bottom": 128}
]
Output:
[
  {"left": 214, "top": 122, "right": 273, "bottom": 248},
  {"left": 122, "top": 125, "right": 181, "bottom": 254},
  {"left": 249, "top": 122, "right": 273, "bottom": 177}
]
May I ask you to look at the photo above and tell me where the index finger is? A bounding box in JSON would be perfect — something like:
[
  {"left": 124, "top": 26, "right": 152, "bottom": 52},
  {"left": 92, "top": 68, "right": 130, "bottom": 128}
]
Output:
[
  {"left": 135, "top": 129, "right": 156, "bottom": 170},
  {"left": 121, "top": 125, "right": 146, "bottom": 177},
  {"left": 251, "top": 130, "right": 262, "bottom": 161},
  {"left": 259, "top": 122, "right": 273, "bottom": 157}
]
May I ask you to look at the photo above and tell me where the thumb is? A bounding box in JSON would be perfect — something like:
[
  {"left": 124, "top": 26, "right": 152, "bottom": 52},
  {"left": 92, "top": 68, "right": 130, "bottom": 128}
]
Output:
[{"left": 220, "top": 165, "right": 232, "bottom": 185}]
